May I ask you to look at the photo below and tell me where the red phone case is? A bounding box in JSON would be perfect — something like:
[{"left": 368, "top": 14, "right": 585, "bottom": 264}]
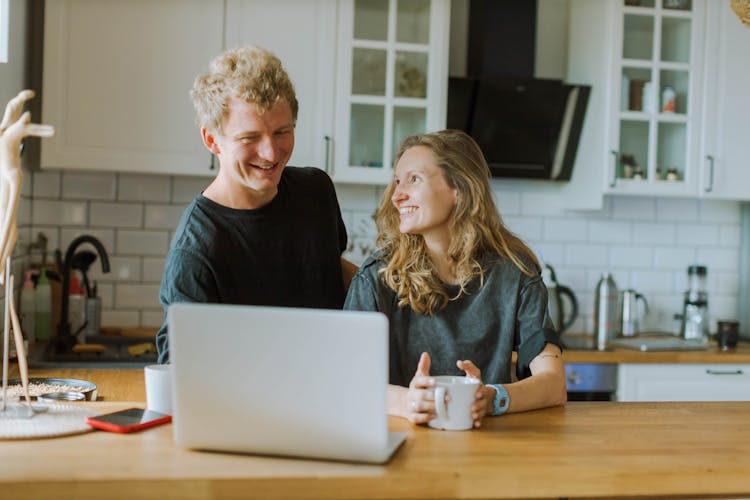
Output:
[{"left": 86, "top": 408, "right": 172, "bottom": 433}]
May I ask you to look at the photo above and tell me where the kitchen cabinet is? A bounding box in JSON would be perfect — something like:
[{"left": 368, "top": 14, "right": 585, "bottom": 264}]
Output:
[
  {"left": 569, "top": 0, "right": 709, "bottom": 199},
  {"left": 332, "top": 0, "right": 450, "bottom": 184},
  {"left": 617, "top": 363, "right": 750, "bottom": 401},
  {"left": 699, "top": 1, "right": 750, "bottom": 200},
  {"left": 41, "top": 0, "right": 224, "bottom": 175},
  {"left": 224, "top": 0, "right": 337, "bottom": 172}
]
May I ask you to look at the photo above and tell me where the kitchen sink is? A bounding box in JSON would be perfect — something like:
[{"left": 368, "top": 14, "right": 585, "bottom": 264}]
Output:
[{"left": 28, "top": 336, "right": 158, "bottom": 369}]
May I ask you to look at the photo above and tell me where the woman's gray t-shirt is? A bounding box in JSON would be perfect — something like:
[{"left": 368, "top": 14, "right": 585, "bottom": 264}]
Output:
[{"left": 344, "top": 253, "right": 561, "bottom": 386}]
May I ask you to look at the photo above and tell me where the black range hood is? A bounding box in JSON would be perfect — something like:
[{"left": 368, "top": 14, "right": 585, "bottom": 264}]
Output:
[
  {"left": 448, "top": 0, "right": 590, "bottom": 181},
  {"left": 447, "top": 76, "right": 590, "bottom": 181}
]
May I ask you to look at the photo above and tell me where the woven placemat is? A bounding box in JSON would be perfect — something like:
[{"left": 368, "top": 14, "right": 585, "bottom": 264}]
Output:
[{"left": 0, "top": 403, "right": 98, "bottom": 439}]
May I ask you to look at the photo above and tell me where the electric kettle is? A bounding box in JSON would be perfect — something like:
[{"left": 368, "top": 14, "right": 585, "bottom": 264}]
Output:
[{"left": 542, "top": 264, "right": 579, "bottom": 334}]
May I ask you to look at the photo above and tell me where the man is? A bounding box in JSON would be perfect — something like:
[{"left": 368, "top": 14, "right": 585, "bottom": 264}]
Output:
[{"left": 156, "top": 46, "right": 355, "bottom": 363}]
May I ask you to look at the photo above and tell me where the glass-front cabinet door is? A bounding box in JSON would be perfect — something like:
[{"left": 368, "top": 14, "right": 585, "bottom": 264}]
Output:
[
  {"left": 607, "top": 0, "right": 705, "bottom": 196},
  {"left": 333, "top": 0, "right": 449, "bottom": 184}
]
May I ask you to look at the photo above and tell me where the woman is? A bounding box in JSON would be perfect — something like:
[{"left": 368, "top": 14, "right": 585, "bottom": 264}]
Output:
[{"left": 344, "top": 130, "right": 566, "bottom": 428}]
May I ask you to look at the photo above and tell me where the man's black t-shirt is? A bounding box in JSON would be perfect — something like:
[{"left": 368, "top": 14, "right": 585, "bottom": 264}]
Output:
[{"left": 156, "top": 167, "right": 347, "bottom": 363}]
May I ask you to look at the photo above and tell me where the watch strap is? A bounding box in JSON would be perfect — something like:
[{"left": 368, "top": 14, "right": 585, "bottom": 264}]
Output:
[{"left": 488, "top": 384, "right": 510, "bottom": 416}]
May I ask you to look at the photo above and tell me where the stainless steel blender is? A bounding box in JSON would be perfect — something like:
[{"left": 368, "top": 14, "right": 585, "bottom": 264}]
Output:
[{"left": 680, "top": 265, "right": 709, "bottom": 340}]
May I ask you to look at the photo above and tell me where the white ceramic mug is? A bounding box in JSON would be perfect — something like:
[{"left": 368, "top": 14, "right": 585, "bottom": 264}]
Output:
[
  {"left": 428, "top": 376, "right": 481, "bottom": 431},
  {"left": 144, "top": 364, "right": 172, "bottom": 415}
]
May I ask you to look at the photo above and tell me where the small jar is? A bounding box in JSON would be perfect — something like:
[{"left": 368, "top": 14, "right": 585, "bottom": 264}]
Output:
[{"left": 666, "top": 168, "right": 679, "bottom": 181}]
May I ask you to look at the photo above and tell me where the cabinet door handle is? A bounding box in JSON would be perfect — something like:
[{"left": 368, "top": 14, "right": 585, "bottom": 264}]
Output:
[
  {"left": 705, "top": 369, "right": 743, "bottom": 375},
  {"left": 609, "top": 150, "right": 618, "bottom": 188},
  {"left": 704, "top": 155, "right": 714, "bottom": 192},
  {"left": 324, "top": 135, "right": 331, "bottom": 174}
]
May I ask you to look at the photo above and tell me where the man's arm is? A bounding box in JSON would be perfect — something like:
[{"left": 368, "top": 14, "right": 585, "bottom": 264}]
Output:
[{"left": 341, "top": 258, "right": 358, "bottom": 294}]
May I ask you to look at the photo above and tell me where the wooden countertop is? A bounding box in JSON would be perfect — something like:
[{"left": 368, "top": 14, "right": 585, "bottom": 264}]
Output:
[
  {"left": 2, "top": 401, "right": 749, "bottom": 499},
  {"left": 562, "top": 337, "right": 750, "bottom": 364}
]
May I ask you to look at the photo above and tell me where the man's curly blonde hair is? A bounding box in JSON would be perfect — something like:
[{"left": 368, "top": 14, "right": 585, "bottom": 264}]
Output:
[
  {"left": 191, "top": 45, "right": 298, "bottom": 133},
  {"left": 376, "top": 130, "right": 539, "bottom": 315}
]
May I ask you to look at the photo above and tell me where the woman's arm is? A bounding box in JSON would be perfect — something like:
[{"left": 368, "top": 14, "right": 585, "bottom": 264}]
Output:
[{"left": 493, "top": 342, "right": 567, "bottom": 414}]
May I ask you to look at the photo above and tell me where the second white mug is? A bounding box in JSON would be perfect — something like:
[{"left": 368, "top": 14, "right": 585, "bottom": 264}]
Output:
[
  {"left": 428, "top": 376, "right": 481, "bottom": 431},
  {"left": 144, "top": 364, "right": 172, "bottom": 415}
]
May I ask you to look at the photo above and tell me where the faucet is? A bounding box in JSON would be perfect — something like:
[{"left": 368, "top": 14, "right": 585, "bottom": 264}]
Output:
[{"left": 54, "top": 235, "right": 110, "bottom": 352}]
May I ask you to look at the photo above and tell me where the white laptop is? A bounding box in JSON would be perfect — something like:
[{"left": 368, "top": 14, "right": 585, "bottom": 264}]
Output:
[{"left": 168, "top": 303, "right": 407, "bottom": 463}]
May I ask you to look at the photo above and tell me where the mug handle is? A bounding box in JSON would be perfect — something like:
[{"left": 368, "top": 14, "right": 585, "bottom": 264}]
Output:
[{"left": 434, "top": 386, "right": 447, "bottom": 426}]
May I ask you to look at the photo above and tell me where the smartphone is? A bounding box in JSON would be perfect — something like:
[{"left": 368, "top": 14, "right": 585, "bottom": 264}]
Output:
[{"left": 86, "top": 407, "right": 172, "bottom": 433}]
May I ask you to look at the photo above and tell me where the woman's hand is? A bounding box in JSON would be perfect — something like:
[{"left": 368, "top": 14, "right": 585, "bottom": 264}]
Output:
[
  {"left": 404, "top": 352, "right": 437, "bottom": 425},
  {"left": 457, "top": 359, "right": 495, "bottom": 428}
]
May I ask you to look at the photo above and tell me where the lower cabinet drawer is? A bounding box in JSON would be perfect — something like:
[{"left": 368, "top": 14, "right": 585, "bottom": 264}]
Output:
[{"left": 617, "top": 364, "right": 750, "bottom": 402}]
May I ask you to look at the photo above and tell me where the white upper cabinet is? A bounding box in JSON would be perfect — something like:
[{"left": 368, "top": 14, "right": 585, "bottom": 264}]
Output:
[
  {"left": 570, "top": 0, "right": 750, "bottom": 201},
  {"left": 574, "top": 0, "right": 707, "bottom": 198},
  {"left": 41, "top": 0, "right": 224, "bottom": 175},
  {"left": 332, "top": 0, "right": 450, "bottom": 184},
  {"left": 224, "top": 0, "right": 337, "bottom": 172},
  {"left": 699, "top": 2, "right": 750, "bottom": 200}
]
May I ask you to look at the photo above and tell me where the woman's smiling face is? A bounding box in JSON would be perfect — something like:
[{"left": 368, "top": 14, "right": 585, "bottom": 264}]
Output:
[{"left": 391, "top": 145, "right": 457, "bottom": 239}]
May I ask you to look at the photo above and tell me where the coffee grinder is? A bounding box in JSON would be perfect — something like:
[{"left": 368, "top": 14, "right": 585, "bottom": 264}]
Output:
[{"left": 680, "top": 265, "right": 709, "bottom": 340}]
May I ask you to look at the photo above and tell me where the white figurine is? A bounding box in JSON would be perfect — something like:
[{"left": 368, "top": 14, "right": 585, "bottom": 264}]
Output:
[{"left": 0, "top": 90, "right": 54, "bottom": 411}]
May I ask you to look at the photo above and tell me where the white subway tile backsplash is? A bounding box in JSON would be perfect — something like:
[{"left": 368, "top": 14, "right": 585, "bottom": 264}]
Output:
[
  {"left": 60, "top": 229, "right": 115, "bottom": 255},
  {"left": 519, "top": 191, "right": 568, "bottom": 216},
  {"left": 115, "top": 284, "right": 160, "bottom": 309},
  {"left": 566, "top": 244, "right": 608, "bottom": 267},
  {"left": 21, "top": 171, "right": 32, "bottom": 196},
  {"left": 492, "top": 189, "right": 522, "bottom": 216},
  {"left": 698, "top": 200, "right": 740, "bottom": 223},
  {"left": 542, "top": 218, "right": 587, "bottom": 242},
  {"left": 530, "top": 242, "right": 564, "bottom": 267},
  {"left": 29, "top": 226, "right": 60, "bottom": 261},
  {"left": 17, "top": 198, "right": 31, "bottom": 225},
  {"left": 656, "top": 198, "right": 699, "bottom": 222},
  {"left": 90, "top": 202, "right": 143, "bottom": 228},
  {"left": 710, "top": 296, "right": 739, "bottom": 323},
  {"left": 118, "top": 174, "right": 171, "bottom": 202},
  {"left": 350, "top": 211, "right": 377, "bottom": 237},
  {"left": 141, "top": 310, "right": 164, "bottom": 328},
  {"left": 89, "top": 256, "right": 141, "bottom": 282},
  {"left": 653, "top": 247, "right": 698, "bottom": 270},
  {"left": 632, "top": 222, "right": 677, "bottom": 244},
  {"left": 116, "top": 230, "right": 169, "bottom": 256},
  {"left": 172, "top": 176, "right": 211, "bottom": 203},
  {"left": 630, "top": 270, "right": 675, "bottom": 293},
  {"left": 609, "top": 245, "right": 653, "bottom": 268},
  {"left": 676, "top": 223, "right": 719, "bottom": 246},
  {"left": 696, "top": 248, "right": 740, "bottom": 272},
  {"left": 142, "top": 257, "right": 166, "bottom": 282},
  {"left": 611, "top": 196, "right": 656, "bottom": 221},
  {"left": 589, "top": 220, "right": 631, "bottom": 243},
  {"left": 62, "top": 172, "right": 116, "bottom": 200},
  {"left": 719, "top": 225, "right": 741, "bottom": 246},
  {"left": 97, "top": 283, "right": 114, "bottom": 309},
  {"left": 335, "top": 184, "right": 382, "bottom": 211},
  {"left": 102, "top": 310, "right": 140, "bottom": 328},
  {"left": 22, "top": 173, "right": 744, "bottom": 332},
  {"left": 716, "top": 272, "right": 740, "bottom": 295},
  {"left": 32, "top": 171, "right": 60, "bottom": 198},
  {"left": 32, "top": 200, "right": 87, "bottom": 226},
  {"left": 505, "top": 216, "right": 543, "bottom": 241},
  {"left": 144, "top": 204, "right": 185, "bottom": 230}
]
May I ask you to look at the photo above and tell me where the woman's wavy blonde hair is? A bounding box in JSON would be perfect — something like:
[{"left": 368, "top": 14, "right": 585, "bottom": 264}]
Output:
[
  {"left": 191, "top": 45, "right": 298, "bottom": 133},
  {"left": 376, "top": 129, "right": 539, "bottom": 315}
]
